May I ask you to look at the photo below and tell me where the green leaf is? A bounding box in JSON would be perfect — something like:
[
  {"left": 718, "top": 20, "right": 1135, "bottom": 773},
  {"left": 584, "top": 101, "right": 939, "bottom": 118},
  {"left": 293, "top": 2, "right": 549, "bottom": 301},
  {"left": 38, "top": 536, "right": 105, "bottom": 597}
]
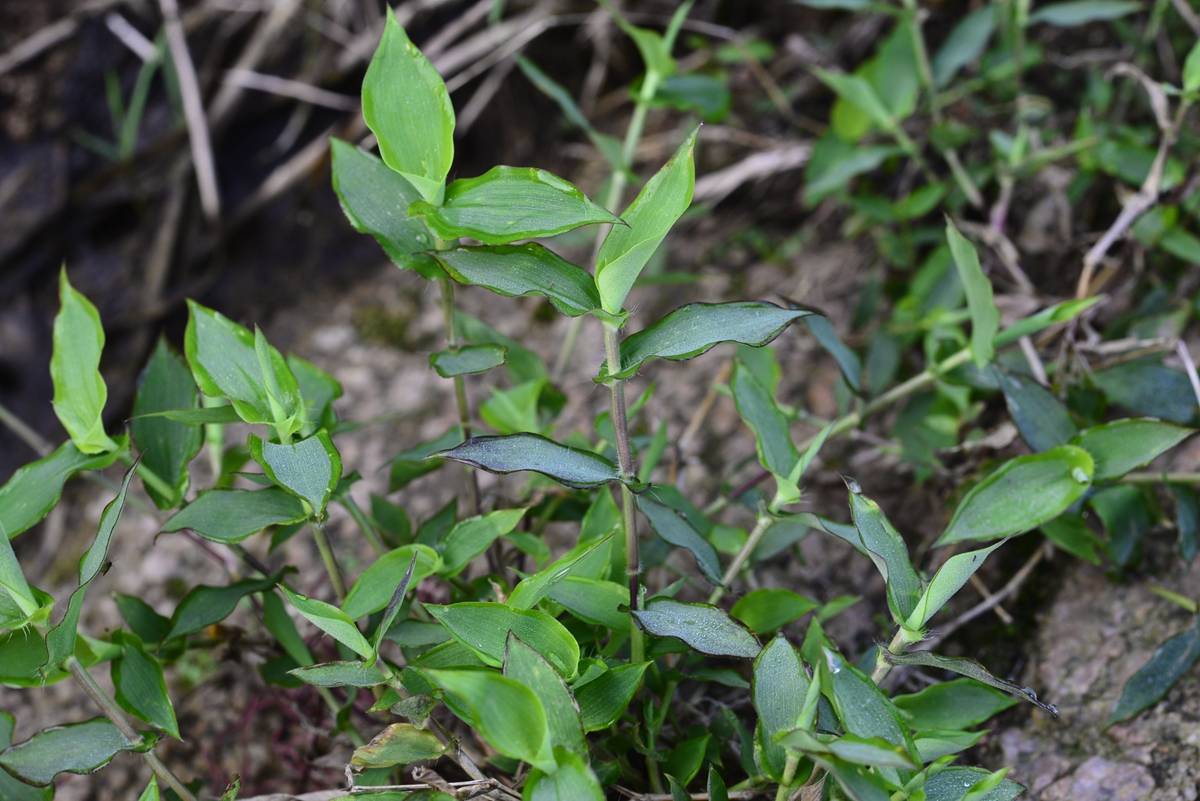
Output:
[
  {"left": 731, "top": 359, "right": 799, "bottom": 483},
  {"left": 289, "top": 355, "right": 342, "bottom": 434},
  {"left": 480, "top": 379, "right": 546, "bottom": 435},
  {"left": 522, "top": 747, "right": 605, "bottom": 801},
  {"left": 410, "top": 166, "right": 620, "bottom": 244},
  {"left": 250, "top": 430, "right": 343, "bottom": 517},
  {"left": 420, "top": 668, "right": 554, "bottom": 771},
  {"left": 595, "top": 127, "right": 698, "bottom": 314},
  {"left": 936, "top": 446, "right": 1094, "bottom": 545},
  {"left": 131, "top": 340, "right": 203, "bottom": 508},
  {"left": 883, "top": 650, "right": 1058, "bottom": 715},
  {"left": 0, "top": 718, "right": 137, "bottom": 786},
  {"left": 777, "top": 730, "right": 915, "bottom": 770},
  {"left": 351, "top": 723, "right": 446, "bottom": 769},
  {"left": 439, "top": 508, "right": 528, "bottom": 576},
  {"left": 924, "top": 767, "right": 1023, "bottom": 801},
  {"left": 430, "top": 344, "right": 507, "bottom": 378},
  {"left": 0, "top": 713, "right": 52, "bottom": 801},
  {"left": 0, "top": 441, "right": 123, "bottom": 540},
  {"left": 329, "top": 138, "right": 439, "bottom": 277},
  {"left": 753, "top": 636, "right": 809, "bottom": 778},
  {"left": 546, "top": 577, "right": 629, "bottom": 629},
  {"left": 819, "top": 648, "right": 910, "bottom": 750},
  {"left": 262, "top": 589, "right": 313, "bottom": 666},
  {"left": 1109, "top": 617, "right": 1200, "bottom": 724},
  {"left": 184, "top": 301, "right": 304, "bottom": 438},
  {"left": 51, "top": 271, "right": 117, "bottom": 454},
  {"left": 508, "top": 533, "right": 614, "bottom": 610},
  {"left": 601, "top": 302, "right": 812, "bottom": 381},
  {"left": 731, "top": 589, "right": 819, "bottom": 634},
  {"left": 1184, "top": 40, "right": 1200, "bottom": 94},
  {"left": 161, "top": 488, "right": 308, "bottom": 543},
  {"left": 813, "top": 69, "right": 894, "bottom": 131},
  {"left": 829, "top": 486, "right": 922, "bottom": 624},
  {"left": 1092, "top": 359, "right": 1196, "bottom": 424},
  {"left": 803, "top": 135, "right": 900, "bottom": 204},
  {"left": 1173, "top": 486, "right": 1198, "bottom": 562},
  {"left": 893, "top": 678, "right": 1018, "bottom": 731},
  {"left": 343, "top": 544, "right": 441, "bottom": 619},
  {"left": 425, "top": 602, "right": 579, "bottom": 678},
  {"left": 575, "top": 662, "right": 649, "bottom": 731},
  {"left": 44, "top": 465, "right": 136, "bottom": 670},
  {"left": 633, "top": 598, "right": 761, "bottom": 658},
  {"left": 361, "top": 9, "right": 454, "bottom": 204},
  {"left": 994, "top": 297, "right": 1100, "bottom": 346},
  {"left": 503, "top": 634, "right": 585, "bottom": 753},
  {"left": 1041, "top": 513, "right": 1103, "bottom": 565},
  {"left": 0, "top": 531, "right": 37, "bottom": 623},
  {"left": 433, "top": 244, "right": 602, "bottom": 318},
  {"left": 438, "top": 434, "right": 620, "bottom": 489},
  {"left": 637, "top": 495, "right": 723, "bottom": 585},
  {"left": 137, "top": 777, "right": 159, "bottom": 801},
  {"left": 905, "top": 541, "right": 1004, "bottom": 631},
  {"left": 166, "top": 575, "right": 278, "bottom": 639},
  {"left": 1072, "top": 419, "right": 1194, "bottom": 481},
  {"left": 802, "top": 314, "right": 862, "bottom": 391},
  {"left": 932, "top": 5, "right": 996, "bottom": 86},
  {"left": 995, "top": 369, "right": 1077, "bottom": 452},
  {"left": 945, "top": 220, "right": 998, "bottom": 369},
  {"left": 133, "top": 406, "right": 242, "bottom": 425},
  {"left": 289, "top": 661, "right": 388, "bottom": 688},
  {"left": 112, "top": 635, "right": 179, "bottom": 738},
  {"left": 654, "top": 72, "right": 731, "bottom": 122},
  {"left": 1029, "top": 1, "right": 1141, "bottom": 26},
  {"left": 282, "top": 586, "right": 373, "bottom": 659}
]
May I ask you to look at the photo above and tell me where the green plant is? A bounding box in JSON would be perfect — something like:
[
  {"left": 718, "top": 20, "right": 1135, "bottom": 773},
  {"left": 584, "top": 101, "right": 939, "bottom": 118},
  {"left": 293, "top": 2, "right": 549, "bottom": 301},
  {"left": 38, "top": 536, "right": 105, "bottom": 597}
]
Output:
[{"left": 2, "top": 4, "right": 1199, "bottom": 801}]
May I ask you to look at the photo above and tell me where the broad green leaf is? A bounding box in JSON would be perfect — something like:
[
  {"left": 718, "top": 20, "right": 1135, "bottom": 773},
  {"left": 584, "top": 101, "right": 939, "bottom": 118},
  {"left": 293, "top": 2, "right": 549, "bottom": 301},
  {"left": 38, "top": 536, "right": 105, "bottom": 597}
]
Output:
[
  {"left": 112, "top": 635, "right": 179, "bottom": 738},
  {"left": 654, "top": 72, "right": 731, "bottom": 122},
  {"left": 161, "top": 488, "right": 308, "bottom": 543},
  {"left": 731, "top": 359, "right": 798, "bottom": 482},
  {"left": 430, "top": 344, "right": 507, "bottom": 378},
  {"left": 1092, "top": 359, "right": 1196, "bottom": 424},
  {"left": 425, "top": 602, "right": 579, "bottom": 678},
  {"left": 410, "top": 166, "right": 620, "bottom": 244},
  {"left": 503, "top": 634, "right": 585, "bottom": 753},
  {"left": 1029, "top": 1, "right": 1141, "bottom": 26},
  {"left": 282, "top": 586, "right": 373, "bottom": 659},
  {"left": 131, "top": 340, "right": 203, "bottom": 508},
  {"left": 480, "top": 379, "right": 545, "bottom": 435},
  {"left": 595, "top": 127, "right": 698, "bottom": 314},
  {"left": 893, "top": 678, "right": 1018, "bottom": 731},
  {"left": 457, "top": 312, "right": 549, "bottom": 383},
  {"left": 1109, "top": 617, "right": 1200, "bottom": 724},
  {"left": 289, "top": 661, "right": 388, "bottom": 688},
  {"left": 361, "top": 10, "right": 454, "bottom": 204},
  {"left": 601, "top": 302, "right": 812, "bottom": 380},
  {"left": 828, "top": 486, "right": 922, "bottom": 623},
  {"left": 438, "top": 434, "right": 620, "bottom": 489},
  {"left": 433, "top": 244, "right": 602, "bottom": 317},
  {"left": 351, "top": 723, "right": 446, "bottom": 768},
  {"left": 522, "top": 747, "right": 605, "bottom": 801},
  {"left": 421, "top": 668, "right": 554, "bottom": 771},
  {"left": 184, "top": 301, "right": 304, "bottom": 438},
  {"left": 546, "top": 577, "right": 629, "bottom": 629},
  {"left": 924, "top": 767, "right": 1023, "bottom": 801},
  {"left": 883, "top": 651, "right": 1058, "bottom": 715},
  {"left": 753, "top": 636, "right": 809, "bottom": 779},
  {"left": 946, "top": 220, "right": 998, "bottom": 368},
  {"left": 1072, "top": 419, "right": 1194, "bottom": 481},
  {"left": 44, "top": 465, "right": 135, "bottom": 670},
  {"left": 0, "top": 440, "right": 123, "bottom": 540},
  {"left": 731, "top": 588, "right": 819, "bottom": 633},
  {"left": 995, "top": 369, "right": 1076, "bottom": 452},
  {"left": 633, "top": 598, "right": 761, "bottom": 658},
  {"left": 665, "top": 733, "right": 710, "bottom": 786},
  {"left": 508, "top": 532, "right": 614, "bottom": 609},
  {"left": 439, "top": 508, "right": 528, "bottom": 576},
  {"left": 820, "top": 649, "right": 910, "bottom": 750},
  {"left": 166, "top": 575, "right": 278, "bottom": 639},
  {"left": 637, "top": 495, "right": 722, "bottom": 585},
  {"left": 913, "top": 730, "right": 985, "bottom": 762},
  {"left": 932, "top": 5, "right": 996, "bottom": 86},
  {"left": 1041, "top": 513, "right": 1103, "bottom": 565},
  {"left": 329, "top": 138, "right": 439, "bottom": 277},
  {"left": 389, "top": 426, "right": 464, "bottom": 491},
  {"left": 0, "top": 713, "right": 52, "bottom": 801},
  {"left": 813, "top": 69, "right": 894, "bottom": 131},
  {"left": 0, "top": 718, "right": 137, "bottom": 786},
  {"left": 802, "top": 314, "right": 862, "bottom": 391},
  {"left": 50, "top": 270, "right": 117, "bottom": 454},
  {"left": 250, "top": 431, "right": 343, "bottom": 517},
  {"left": 905, "top": 541, "right": 1004, "bottom": 631},
  {"left": 343, "top": 544, "right": 441, "bottom": 619},
  {"left": 575, "top": 662, "right": 649, "bottom": 731},
  {"left": 936, "top": 446, "right": 1094, "bottom": 545},
  {"left": 0, "top": 628, "right": 50, "bottom": 685}
]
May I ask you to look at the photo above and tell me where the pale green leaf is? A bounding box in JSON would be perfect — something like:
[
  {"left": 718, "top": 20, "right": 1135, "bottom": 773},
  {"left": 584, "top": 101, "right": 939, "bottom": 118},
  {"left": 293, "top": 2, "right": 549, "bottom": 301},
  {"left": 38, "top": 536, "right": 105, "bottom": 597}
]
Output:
[
  {"left": 906, "top": 542, "right": 1004, "bottom": 631},
  {"left": 522, "top": 747, "right": 605, "bottom": 801},
  {"left": 161, "top": 488, "right": 308, "bottom": 543},
  {"left": 575, "top": 662, "right": 649, "bottom": 731},
  {"left": 438, "top": 508, "right": 527, "bottom": 576},
  {"left": 51, "top": 271, "right": 117, "bottom": 454},
  {"left": 250, "top": 431, "right": 343, "bottom": 517},
  {"left": 503, "top": 634, "right": 585, "bottom": 753},
  {"left": 731, "top": 588, "right": 819, "bottom": 633},
  {"left": 883, "top": 650, "right": 1058, "bottom": 714},
  {"left": 0, "top": 441, "right": 123, "bottom": 540},
  {"left": 289, "top": 661, "right": 388, "bottom": 688},
  {"left": 343, "top": 544, "right": 441, "bottom": 619},
  {"left": 430, "top": 344, "right": 507, "bottom": 378},
  {"left": 946, "top": 220, "right": 998, "bottom": 368},
  {"left": 112, "top": 636, "right": 179, "bottom": 738},
  {"left": 1029, "top": 1, "right": 1141, "bottom": 26},
  {"left": 282, "top": 586, "right": 373, "bottom": 659},
  {"left": 1072, "top": 418, "right": 1194, "bottom": 481}
]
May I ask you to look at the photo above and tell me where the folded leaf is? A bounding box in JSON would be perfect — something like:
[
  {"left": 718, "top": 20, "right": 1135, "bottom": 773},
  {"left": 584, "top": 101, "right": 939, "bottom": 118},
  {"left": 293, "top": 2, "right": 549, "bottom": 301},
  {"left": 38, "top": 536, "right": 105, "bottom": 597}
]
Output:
[
  {"left": 282, "top": 586, "right": 374, "bottom": 660},
  {"left": 429, "top": 344, "right": 507, "bottom": 378},
  {"left": 905, "top": 541, "right": 1005, "bottom": 631},
  {"left": 633, "top": 598, "right": 761, "bottom": 658},
  {"left": 437, "top": 434, "right": 620, "bottom": 489},
  {"left": 0, "top": 441, "right": 124, "bottom": 540},
  {"left": 131, "top": 340, "right": 203, "bottom": 508},
  {"left": 936, "top": 446, "right": 1094, "bottom": 545},
  {"left": 601, "top": 302, "right": 812, "bottom": 380},
  {"left": 1109, "top": 617, "right": 1200, "bottom": 724},
  {"left": 51, "top": 271, "right": 117, "bottom": 454},
  {"left": 161, "top": 488, "right": 308, "bottom": 543},
  {"left": 433, "top": 244, "right": 602, "bottom": 317},
  {"left": 1072, "top": 418, "right": 1194, "bottom": 481},
  {"left": 637, "top": 495, "right": 723, "bottom": 585},
  {"left": 425, "top": 602, "right": 579, "bottom": 678},
  {"left": 0, "top": 718, "right": 138, "bottom": 786},
  {"left": 829, "top": 486, "right": 922, "bottom": 624},
  {"left": 503, "top": 634, "right": 585, "bottom": 754},
  {"left": 250, "top": 431, "right": 343, "bottom": 517},
  {"left": 945, "top": 220, "right": 998, "bottom": 369},
  {"left": 410, "top": 166, "right": 620, "bottom": 244}
]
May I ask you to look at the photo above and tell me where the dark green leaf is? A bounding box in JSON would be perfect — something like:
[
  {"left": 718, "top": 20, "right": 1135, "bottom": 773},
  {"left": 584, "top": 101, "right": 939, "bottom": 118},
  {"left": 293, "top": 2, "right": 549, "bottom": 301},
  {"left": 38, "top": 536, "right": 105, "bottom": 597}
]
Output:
[
  {"left": 343, "top": 545, "right": 441, "bottom": 619},
  {"left": 0, "top": 441, "right": 123, "bottom": 540},
  {"left": 0, "top": 713, "right": 51, "bottom": 800},
  {"left": 906, "top": 541, "right": 1004, "bottom": 631},
  {"left": 429, "top": 344, "right": 507, "bottom": 378},
  {"left": 131, "top": 340, "right": 203, "bottom": 507},
  {"left": 995, "top": 369, "right": 1076, "bottom": 452},
  {"left": 820, "top": 648, "right": 910, "bottom": 750},
  {"left": 161, "top": 488, "right": 308, "bottom": 543},
  {"left": 1091, "top": 485, "right": 1153, "bottom": 568},
  {"left": 1072, "top": 419, "right": 1193, "bottom": 481},
  {"left": 433, "top": 244, "right": 602, "bottom": 317},
  {"left": 1172, "top": 485, "right": 1198, "bottom": 562},
  {"left": 289, "top": 355, "right": 342, "bottom": 434},
  {"left": 575, "top": 662, "right": 649, "bottom": 731},
  {"left": 112, "top": 635, "right": 179, "bottom": 738},
  {"left": 503, "top": 634, "right": 585, "bottom": 753},
  {"left": 410, "top": 166, "right": 620, "bottom": 244},
  {"left": 437, "top": 434, "right": 620, "bottom": 489},
  {"left": 250, "top": 431, "right": 343, "bottom": 516},
  {"left": 1092, "top": 360, "right": 1196, "bottom": 424},
  {"left": 802, "top": 314, "right": 862, "bottom": 391},
  {"left": 1041, "top": 513, "right": 1103, "bottom": 565},
  {"left": 924, "top": 767, "right": 1023, "bottom": 801},
  {"left": 425, "top": 602, "right": 579, "bottom": 678},
  {"left": 637, "top": 495, "right": 722, "bottom": 585},
  {"left": 633, "top": 598, "right": 761, "bottom": 658},
  {"left": 1109, "top": 617, "right": 1200, "bottom": 724},
  {"left": 389, "top": 426, "right": 464, "bottom": 491},
  {"left": 731, "top": 588, "right": 819, "bottom": 633},
  {"left": 351, "top": 723, "right": 446, "bottom": 768},
  {"left": 654, "top": 72, "right": 731, "bottom": 122},
  {"left": 0, "top": 718, "right": 136, "bottom": 786},
  {"left": 114, "top": 594, "right": 171, "bottom": 645},
  {"left": 883, "top": 651, "right": 1058, "bottom": 715},
  {"left": 438, "top": 508, "right": 527, "bottom": 576},
  {"left": 831, "top": 486, "right": 922, "bottom": 623},
  {"left": 731, "top": 359, "right": 798, "bottom": 481},
  {"left": 601, "top": 302, "right": 812, "bottom": 381},
  {"left": 167, "top": 575, "right": 278, "bottom": 639},
  {"left": 51, "top": 270, "right": 117, "bottom": 454}
]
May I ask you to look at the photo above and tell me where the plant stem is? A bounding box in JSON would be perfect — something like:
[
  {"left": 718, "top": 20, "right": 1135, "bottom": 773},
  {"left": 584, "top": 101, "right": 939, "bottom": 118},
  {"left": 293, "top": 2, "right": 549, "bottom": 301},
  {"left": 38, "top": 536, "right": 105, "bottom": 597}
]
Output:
[
  {"left": 708, "top": 512, "right": 770, "bottom": 605},
  {"left": 66, "top": 656, "right": 198, "bottom": 801},
  {"left": 311, "top": 522, "right": 347, "bottom": 603},
  {"left": 870, "top": 629, "right": 909, "bottom": 685},
  {"left": 1121, "top": 471, "right": 1200, "bottom": 484},
  {"left": 775, "top": 755, "right": 801, "bottom": 801},
  {"left": 342, "top": 494, "right": 387, "bottom": 555},
  {"left": 437, "top": 276, "right": 482, "bottom": 519},
  {"left": 603, "top": 324, "right": 644, "bottom": 663}
]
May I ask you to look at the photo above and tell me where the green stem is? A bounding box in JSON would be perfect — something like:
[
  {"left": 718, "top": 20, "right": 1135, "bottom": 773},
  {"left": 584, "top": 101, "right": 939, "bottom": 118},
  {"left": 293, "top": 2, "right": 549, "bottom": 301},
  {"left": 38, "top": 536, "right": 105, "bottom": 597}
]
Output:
[
  {"left": 437, "top": 276, "right": 482, "bottom": 519},
  {"left": 66, "top": 656, "right": 198, "bottom": 801},
  {"left": 342, "top": 494, "right": 387, "bottom": 555},
  {"left": 870, "top": 629, "right": 909, "bottom": 685},
  {"left": 708, "top": 512, "right": 770, "bottom": 605},
  {"left": 775, "top": 755, "right": 801, "bottom": 801},
  {"left": 1121, "top": 471, "right": 1200, "bottom": 485},
  {"left": 311, "top": 522, "right": 347, "bottom": 603},
  {"left": 604, "top": 324, "right": 644, "bottom": 663}
]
